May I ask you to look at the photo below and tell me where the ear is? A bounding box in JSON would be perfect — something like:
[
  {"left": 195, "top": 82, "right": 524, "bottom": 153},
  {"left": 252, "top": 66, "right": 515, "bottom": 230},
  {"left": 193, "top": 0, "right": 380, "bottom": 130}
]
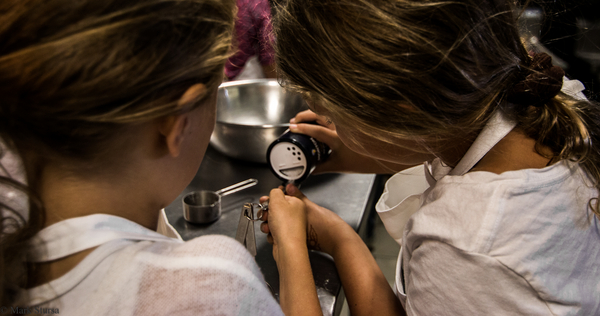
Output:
[
  {"left": 158, "top": 83, "right": 208, "bottom": 158},
  {"left": 159, "top": 114, "right": 188, "bottom": 158}
]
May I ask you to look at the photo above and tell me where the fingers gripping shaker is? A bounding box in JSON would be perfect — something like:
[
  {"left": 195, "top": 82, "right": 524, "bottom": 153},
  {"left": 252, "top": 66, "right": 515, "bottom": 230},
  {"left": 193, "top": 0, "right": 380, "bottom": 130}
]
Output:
[{"left": 267, "top": 128, "right": 331, "bottom": 185}]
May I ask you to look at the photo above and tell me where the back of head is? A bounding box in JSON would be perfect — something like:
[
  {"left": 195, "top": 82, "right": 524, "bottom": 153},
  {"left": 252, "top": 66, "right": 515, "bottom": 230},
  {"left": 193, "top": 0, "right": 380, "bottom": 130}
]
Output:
[
  {"left": 0, "top": 0, "right": 235, "bottom": 167},
  {"left": 274, "top": 0, "right": 530, "bottom": 138},
  {"left": 0, "top": 0, "right": 235, "bottom": 305},
  {"left": 274, "top": 0, "right": 600, "bottom": 209}
]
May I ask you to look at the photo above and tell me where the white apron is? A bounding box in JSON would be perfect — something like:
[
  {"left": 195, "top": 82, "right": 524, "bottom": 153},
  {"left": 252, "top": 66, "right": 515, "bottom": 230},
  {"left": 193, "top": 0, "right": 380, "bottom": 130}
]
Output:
[
  {"left": 21, "top": 214, "right": 182, "bottom": 306},
  {"left": 374, "top": 77, "right": 587, "bottom": 306},
  {"left": 375, "top": 109, "right": 517, "bottom": 304}
]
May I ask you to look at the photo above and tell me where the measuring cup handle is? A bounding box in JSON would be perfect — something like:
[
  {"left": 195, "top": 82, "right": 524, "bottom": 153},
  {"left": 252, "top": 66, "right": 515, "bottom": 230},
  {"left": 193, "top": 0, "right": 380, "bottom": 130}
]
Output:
[{"left": 216, "top": 178, "right": 258, "bottom": 197}]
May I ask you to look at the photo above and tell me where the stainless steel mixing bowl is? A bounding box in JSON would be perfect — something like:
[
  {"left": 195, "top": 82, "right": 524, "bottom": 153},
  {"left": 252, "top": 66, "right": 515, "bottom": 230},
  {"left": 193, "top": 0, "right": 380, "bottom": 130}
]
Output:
[{"left": 210, "top": 79, "right": 308, "bottom": 163}]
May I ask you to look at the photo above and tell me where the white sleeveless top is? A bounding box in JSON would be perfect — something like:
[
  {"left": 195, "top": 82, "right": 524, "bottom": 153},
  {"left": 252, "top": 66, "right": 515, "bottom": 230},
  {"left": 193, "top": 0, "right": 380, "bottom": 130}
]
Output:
[
  {"left": 375, "top": 79, "right": 600, "bottom": 315},
  {"left": 19, "top": 214, "right": 282, "bottom": 316}
]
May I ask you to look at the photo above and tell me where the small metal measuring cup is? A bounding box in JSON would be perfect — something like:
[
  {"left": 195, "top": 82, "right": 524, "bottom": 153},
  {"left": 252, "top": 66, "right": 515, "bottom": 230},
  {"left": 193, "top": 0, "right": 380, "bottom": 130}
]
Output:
[{"left": 183, "top": 178, "right": 258, "bottom": 224}]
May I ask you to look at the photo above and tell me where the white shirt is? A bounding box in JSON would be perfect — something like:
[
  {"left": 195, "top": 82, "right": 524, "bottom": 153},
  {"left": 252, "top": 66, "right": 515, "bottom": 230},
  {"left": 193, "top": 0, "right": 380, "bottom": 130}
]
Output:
[
  {"left": 398, "top": 160, "right": 600, "bottom": 315},
  {"left": 20, "top": 214, "right": 283, "bottom": 316},
  {"left": 376, "top": 79, "right": 600, "bottom": 315}
]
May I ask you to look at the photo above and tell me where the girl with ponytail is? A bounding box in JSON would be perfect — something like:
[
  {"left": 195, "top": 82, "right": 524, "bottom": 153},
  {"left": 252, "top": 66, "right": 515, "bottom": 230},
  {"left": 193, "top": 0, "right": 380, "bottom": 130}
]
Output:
[{"left": 260, "top": 0, "right": 600, "bottom": 315}]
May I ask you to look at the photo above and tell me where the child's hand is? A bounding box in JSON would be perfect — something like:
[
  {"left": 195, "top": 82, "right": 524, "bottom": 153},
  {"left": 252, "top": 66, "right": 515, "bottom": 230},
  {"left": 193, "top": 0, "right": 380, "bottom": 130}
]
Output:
[
  {"left": 259, "top": 187, "right": 308, "bottom": 263},
  {"left": 260, "top": 183, "right": 352, "bottom": 256},
  {"left": 290, "top": 110, "right": 400, "bottom": 174}
]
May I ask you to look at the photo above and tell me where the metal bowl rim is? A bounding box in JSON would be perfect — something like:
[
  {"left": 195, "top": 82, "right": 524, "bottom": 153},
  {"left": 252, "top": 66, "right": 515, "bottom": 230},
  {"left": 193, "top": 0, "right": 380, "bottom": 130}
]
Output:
[
  {"left": 219, "top": 78, "right": 279, "bottom": 88},
  {"left": 215, "top": 121, "right": 291, "bottom": 128},
  {"left": 217, "top": 79, "right": 296, "bottom": 128}
]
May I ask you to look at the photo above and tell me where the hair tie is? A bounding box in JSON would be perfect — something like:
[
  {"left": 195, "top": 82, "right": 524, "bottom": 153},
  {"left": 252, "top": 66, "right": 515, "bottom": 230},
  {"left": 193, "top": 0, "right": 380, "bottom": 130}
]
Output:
[{"left": 507, "top": 52, "right": 565, "bottom": 107}]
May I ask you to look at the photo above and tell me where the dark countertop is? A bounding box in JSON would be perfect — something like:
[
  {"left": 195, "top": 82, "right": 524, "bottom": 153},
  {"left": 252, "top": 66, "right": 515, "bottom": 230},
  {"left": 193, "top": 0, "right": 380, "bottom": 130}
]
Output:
[{"left": 164, "top": 145, "right": 380, "bottom": 315}]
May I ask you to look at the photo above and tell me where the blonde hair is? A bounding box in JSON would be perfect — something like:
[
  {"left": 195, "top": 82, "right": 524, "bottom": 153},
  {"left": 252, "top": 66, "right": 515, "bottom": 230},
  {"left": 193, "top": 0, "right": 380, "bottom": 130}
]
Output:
[{"left": 0, "top": 0, "right": 236, "bottom": 305}]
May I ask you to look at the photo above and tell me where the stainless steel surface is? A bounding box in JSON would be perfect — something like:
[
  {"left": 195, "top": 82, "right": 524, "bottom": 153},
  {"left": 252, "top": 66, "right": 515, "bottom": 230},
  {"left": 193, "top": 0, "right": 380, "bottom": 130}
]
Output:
[
  {"left": 164, "top": 146, "right": 380, "bottom": 316},
  {"left": 210, "top": 79, "right": 309, "bottom": 163},
  {"left": 182, "top": 178, "right": 258, "bottom": 224}
]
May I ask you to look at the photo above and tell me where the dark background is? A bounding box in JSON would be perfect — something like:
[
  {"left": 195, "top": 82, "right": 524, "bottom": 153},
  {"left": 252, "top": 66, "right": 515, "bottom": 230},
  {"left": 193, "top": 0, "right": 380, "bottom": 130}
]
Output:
[{"left": 523, "top": 0, "right": 600, "bottom": 100}]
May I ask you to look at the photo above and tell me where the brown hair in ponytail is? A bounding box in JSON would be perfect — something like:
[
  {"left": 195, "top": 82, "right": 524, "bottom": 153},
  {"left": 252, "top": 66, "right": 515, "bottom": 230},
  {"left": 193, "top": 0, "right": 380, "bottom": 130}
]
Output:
[{"left": 272, "top": 0, "right": 600, "bottom": 215}]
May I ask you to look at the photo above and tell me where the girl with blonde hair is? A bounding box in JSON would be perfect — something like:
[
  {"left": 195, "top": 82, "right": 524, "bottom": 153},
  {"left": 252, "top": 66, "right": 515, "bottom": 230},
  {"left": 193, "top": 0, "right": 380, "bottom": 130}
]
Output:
[
  {"left": 261, "top": 0, "right": 600, "bottom": 315},
  {"left": 0, "top": 0, "right": 281, "bottom": 314}
]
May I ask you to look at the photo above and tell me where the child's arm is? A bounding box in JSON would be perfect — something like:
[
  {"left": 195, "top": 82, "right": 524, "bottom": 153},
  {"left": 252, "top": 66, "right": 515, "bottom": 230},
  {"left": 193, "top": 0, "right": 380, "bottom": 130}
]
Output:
[
  {"left": 262, "top": 185, "right": 406, "bottom": 316},
  {"left": 330, "top": 227, "right": 406, "bottom": 316},
  {"left": 275, "top": 240, "right": 322, "bottom": 316},
  {"left": 263, "top": 188, "right": 323, "bottom": 316}
]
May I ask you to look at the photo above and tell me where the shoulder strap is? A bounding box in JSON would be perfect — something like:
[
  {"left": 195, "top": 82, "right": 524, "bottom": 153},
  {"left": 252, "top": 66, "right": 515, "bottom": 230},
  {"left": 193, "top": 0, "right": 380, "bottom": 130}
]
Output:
[{"left": 26, "top": 214, "right": 180, "bottom": 262}]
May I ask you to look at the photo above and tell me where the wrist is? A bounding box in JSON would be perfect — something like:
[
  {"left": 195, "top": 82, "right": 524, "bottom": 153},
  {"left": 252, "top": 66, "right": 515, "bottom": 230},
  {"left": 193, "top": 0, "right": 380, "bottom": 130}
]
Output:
[
  {"left": 278, "top": 239, "right": 309, "bottom": 254},
  {"left": 275, "top": 230, "right": 307, "bottom": 251},
  {"left": 275, "top": 241, "right": 309, "bottom": 269}
]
